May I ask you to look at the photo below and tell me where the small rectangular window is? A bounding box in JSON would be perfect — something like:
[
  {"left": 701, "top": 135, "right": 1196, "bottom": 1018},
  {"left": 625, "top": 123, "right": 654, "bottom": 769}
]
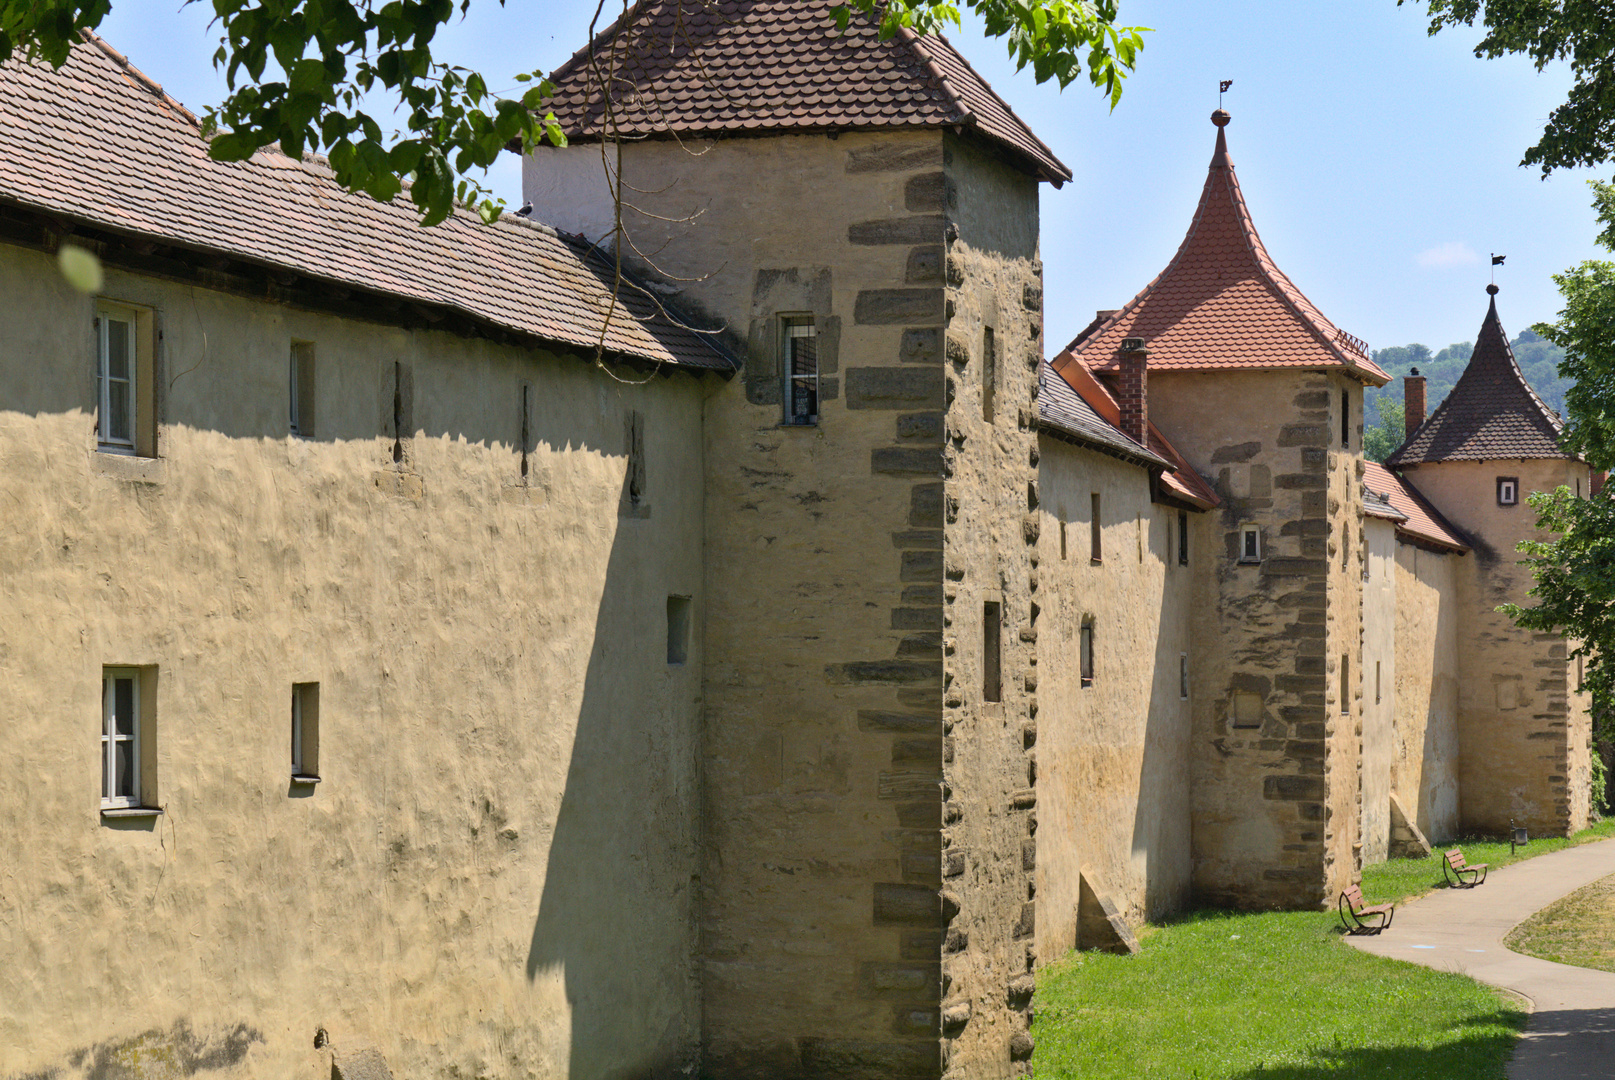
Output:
[
  {"left": 96, "top": 303, "right": 155, "bottom": 456},
  {"left": 1179, "top": 653, "right": 1189, "bottom": 700},
  {"left": 982, "top": 325, "right": 996, "bottom": 423},
  {"left": 1178, "top": 511, "right": 1189, "bottom": 566},
  {"left": 519, "top": 382, "right": 532, "bottom": 480},
  {"left": 626, "top": 409, "right": 646, "bottom": 506},
  {"left": 1497, "top": 477, "right": 1519, "bottom": 506},
  {"left": 1079, "top": 620, "right": 1094, "bottom": 688},
  {"left": 784, "top": 319, "right": 818, "bottom": 425},
  {"left": 102, "top": 667, "right": 141, "bottom": 807},
  {"left": 390, "top": 360, "right": 414, "bottom": 464},
  {"left": 289, "top": 341, "right": 316, "bottom": 437},
  {"left": 1090, "top": 493, "right": 1102, "bottom": 563},
  {"left": 1240, "top": 525, "right": 1261, "bottom": 563},
  {"left": 291, "top": 682, "right": 320, "bottom": 782},
  {"left": 983, "top": 601, "right": 1002, "bottom": 703},
  {"left": 1341, "top": 654, "right": 1351, "bottom": 715},
  {"left": 1059, "top": 518, "right": 1068, "bottom": 561},
  {"left": 1341, "top": 389, "right": 1349, "bottom": 448},
  {"left": 667, "top": 595, "right": 691, "bottom": 665}
]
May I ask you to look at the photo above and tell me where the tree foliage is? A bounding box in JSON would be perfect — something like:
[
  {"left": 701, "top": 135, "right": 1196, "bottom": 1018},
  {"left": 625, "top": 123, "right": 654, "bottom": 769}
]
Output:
[
  {"left": 1407, "top": 0, "right": 1615, "bottom": 174},
  {"left": 1362, "top": 396, "right": 1405, "bottom": 464},
  {"left": 0, "top": 0, "right": 1146, "bottom": 226}
]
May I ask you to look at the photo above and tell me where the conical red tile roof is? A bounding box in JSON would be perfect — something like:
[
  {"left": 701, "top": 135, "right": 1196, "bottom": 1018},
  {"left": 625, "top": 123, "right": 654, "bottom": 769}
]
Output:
[
  {"left": 1069, "top": 112, "right": 1388, "bottom": 383},
  {"left": 1388, "top": 290, "right": 1570, "bottom": 465},
  {"left": 539, "top": 0, "right": 1070, "bottom": 184}
]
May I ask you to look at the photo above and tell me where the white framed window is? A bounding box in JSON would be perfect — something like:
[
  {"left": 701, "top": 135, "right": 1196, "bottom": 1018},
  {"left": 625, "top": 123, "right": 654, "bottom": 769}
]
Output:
[
  {"left": 102, "top": 667, "right": 141, "bottom": 808},
  {"left": 291, "top": 682, "right": 320, "bottom": 782},
  {"left": 1497, "top": 477, "right": 1519, "bottom": 506},
  {"left": 97, "top": 307, "right": 138, "bottom": 454},
  {"left": 289, "top": 341, "right": 316, "bottom": 437},
  {"left": 784, "top": 319, "right": 818, "bottom": 425},
  {"left": 1239, "top": 525, "right": 1262, "bottom": 563}
]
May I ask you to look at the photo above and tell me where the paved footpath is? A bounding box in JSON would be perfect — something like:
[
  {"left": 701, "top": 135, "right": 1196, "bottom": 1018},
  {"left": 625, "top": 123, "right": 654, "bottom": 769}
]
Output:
[{"left": 1348, "top": 839, "right": 1615, "bottom": 1079}]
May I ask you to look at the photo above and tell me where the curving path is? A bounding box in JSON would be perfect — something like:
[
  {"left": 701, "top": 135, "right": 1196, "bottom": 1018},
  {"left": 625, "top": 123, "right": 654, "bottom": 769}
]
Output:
[{"left": 1347, "top": 839, "right": 1615, "bottom": 1079}]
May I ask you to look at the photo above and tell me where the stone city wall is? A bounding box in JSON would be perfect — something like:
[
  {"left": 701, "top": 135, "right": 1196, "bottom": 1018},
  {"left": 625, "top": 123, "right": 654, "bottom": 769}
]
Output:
[{"left": 1391, "top": 540, "right": 1461, "bottom": 843}]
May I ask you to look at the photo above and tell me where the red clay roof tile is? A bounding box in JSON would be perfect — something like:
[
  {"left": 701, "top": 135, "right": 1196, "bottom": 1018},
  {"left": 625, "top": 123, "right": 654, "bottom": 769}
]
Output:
[
  {"left": 1363, "top": 461, "right": 1469, "bottom": 553},
  {"left": 0, "top": 33, "right": 734, "bottom": 372},
  {"left": 1069, "top": 113, "right": 1388, "bottom": 384},
  {"left": 540, "top": 0, "right": 1070, "bottom": 184}
]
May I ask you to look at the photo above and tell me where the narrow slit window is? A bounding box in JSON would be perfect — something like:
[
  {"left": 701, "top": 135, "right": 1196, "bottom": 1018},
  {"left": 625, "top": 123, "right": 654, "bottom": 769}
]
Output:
[
  {"left": 1178, "top": 511, "right": 1189, "bottom": 566},
  {"left": 1090, "top": 493, "right": 1102, "bottom": 562},
  {"left": 1240, "top": 525, "right": 1261, "bottom": 563},
  {"left": 1341, "top": 389, "right": 1349, "bottom": 448},
  {"left": 290, "top": 341, "right": 316, "bottom": 437},
  {"left": 102, "top": 668, "right": 141, "bottom": 807},
  {"left": 626, "top": 410, "right": 646, "bottom": 507},
  {"left": 97, "top": 309, "right": 137, "bottom": 453},
  {"left": 982, "top": 325, "right": 996, "bottom": 423},
  {"left": 667, "top": 595, "right": 691, "bottom": 665},
  {"left": 291, "top": 682, "right": 320, "bottom": 782},
  {"left": 1375, "top": 661, "right": 1381, "bottom": 705},
  {"left": 1079, "top": 620, "right": 1095, "bottom": 688},
  {"left": 1497, "top": 477, "right": 1519, "bottom": 506},
  {"left": 785, "top": 319, "right": 818, "bottom": 425},
  {"left": 1179, "top": 653, "right": 1189, "bottom": 700},
  {"left": 983, "top": 601, "right": 1002, "bottom": 703},
  {"left": 1341, "top": 655, "right": 1351, "bottom": 715},
  {"left": 519, "top": 383, "right": 531, "bottom": 479},
  {"left": 1059, "top": 518, "right": 1068, "bottom": 561}
]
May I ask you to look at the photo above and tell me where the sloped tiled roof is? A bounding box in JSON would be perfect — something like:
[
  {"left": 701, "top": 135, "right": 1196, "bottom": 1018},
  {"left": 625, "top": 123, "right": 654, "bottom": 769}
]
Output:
[
  {"left": 1387, "top": 289, "right": 1570, "bottom": 465},
  {"left": 1363, "top": 461, "right": 1470, "bottom": 553},
  {"left": 1043, "top": 353, "right": 1220, "bottom": 510},
  {"left": 0, "top": 34, "right": 735, "bottom": 372},
  {"left": 539, "top": 0, "right": 1070, "bottom": 184},
  {"left": 1069, "top": 112, "right": 1388, "bottom": 384}
]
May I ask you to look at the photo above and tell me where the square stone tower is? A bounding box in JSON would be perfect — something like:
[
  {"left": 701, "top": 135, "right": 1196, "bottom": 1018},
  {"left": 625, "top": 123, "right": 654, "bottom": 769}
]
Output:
[
  {"left": 1062, "top": 111, "right": 1392, "bottom": 909},
  {"left": 526, "top": 3, "right": 1065, "bottom": 1075}
]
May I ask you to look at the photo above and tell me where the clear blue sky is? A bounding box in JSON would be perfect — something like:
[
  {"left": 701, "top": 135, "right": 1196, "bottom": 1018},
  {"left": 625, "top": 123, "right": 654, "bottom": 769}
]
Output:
[{"left": 95, "top": 1, "right": 1605, "bottom": 358}]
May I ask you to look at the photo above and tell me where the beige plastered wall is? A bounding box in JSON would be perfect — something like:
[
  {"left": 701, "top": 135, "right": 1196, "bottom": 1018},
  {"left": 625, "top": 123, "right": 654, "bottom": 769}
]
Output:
[
  {"left": 1033, "top": 436, "right": 1194, "bottom": 956},
  {"left": 1359, "top": 516, "right": 1397, "bottom": 864},
  {"left": 0, "top": 247, "right": 712, "bottom": 1080},
  {"left": 1148, "top": 368, "right": 1362, "bottom": 908},
  {"left": 1391, "top": 540, "right": 1461, "bottom": 842},
  {"left": 531, "top": 130, "right": 957, "bottom": 1079},
  {"left": 1400, "top": 458, "right": 1592, "bottom": 835}
]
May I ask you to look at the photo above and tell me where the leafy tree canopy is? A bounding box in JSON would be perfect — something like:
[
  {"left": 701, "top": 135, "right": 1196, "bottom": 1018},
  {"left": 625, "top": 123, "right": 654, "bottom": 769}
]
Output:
[
  {"left": 1407, "top": 0, "right": 1615, "bottom": 174},
  {"left": 0, "top": 0, "right": 1146, "bottom": 226}
]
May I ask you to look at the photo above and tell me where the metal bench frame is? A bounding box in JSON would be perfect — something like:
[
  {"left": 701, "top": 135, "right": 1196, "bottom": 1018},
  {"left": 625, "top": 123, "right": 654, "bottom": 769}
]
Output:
[
  {"left": 1443, "top": 848, "right": 1489, "bottom": 888},
  {"left": 1339, "top": 884, "right": 1395, "bottom": 935}
]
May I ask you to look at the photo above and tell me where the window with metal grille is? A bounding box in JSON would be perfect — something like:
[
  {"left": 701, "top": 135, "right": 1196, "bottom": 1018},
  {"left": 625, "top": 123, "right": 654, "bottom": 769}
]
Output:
[{"left": 785, "top": 320, "right": 818, "bottom": 425}]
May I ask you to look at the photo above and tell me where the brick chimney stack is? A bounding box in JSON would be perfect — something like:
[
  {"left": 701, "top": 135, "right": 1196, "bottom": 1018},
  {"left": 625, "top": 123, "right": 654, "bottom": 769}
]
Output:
[
  {"left": 1404, "top": 367, "right": 1426, "bottom": 442},
  {"left": 1593, "top": 470, "right": 1607, "bottom": 498},
  {"left": 1118, "top": 338, "right": 1149, "bottom": 445}
]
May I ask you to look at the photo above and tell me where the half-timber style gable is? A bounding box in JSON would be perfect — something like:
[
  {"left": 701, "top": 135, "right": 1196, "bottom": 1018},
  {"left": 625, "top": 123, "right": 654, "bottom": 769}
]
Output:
[
  {"left": 1069, "top": 112, "right": 1388, "bottom": 385},
  {"left": 538, "top": 0, "right": 1071, "bottom": 184},
  {"left": 1389, "top": 288, "right": 1570, "bottom": 465}
]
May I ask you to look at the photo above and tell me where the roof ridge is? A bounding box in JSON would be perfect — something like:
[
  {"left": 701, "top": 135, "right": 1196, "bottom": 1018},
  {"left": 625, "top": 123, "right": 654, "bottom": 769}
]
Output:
[
  {"left": 79, "top": 28, "right": 201, "bottom": 129},
  {"left": 917, "top": 31, "right": 1070, "bottom": 182},
  {"left": 895, "top": 25, "right": 972, "bottom": 123}
]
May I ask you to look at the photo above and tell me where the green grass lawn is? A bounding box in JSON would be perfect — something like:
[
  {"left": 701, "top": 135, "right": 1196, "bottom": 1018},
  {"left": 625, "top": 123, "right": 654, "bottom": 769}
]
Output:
[
  {"left": 1360, "top": 818, "right": 1615, "bottom": 906},
  {"left": 1032, "top": 909, "right": 1526, "bottom": 1080},
  {"left": 1504, "top": 871, "right": 1615, "bottom": 972}
]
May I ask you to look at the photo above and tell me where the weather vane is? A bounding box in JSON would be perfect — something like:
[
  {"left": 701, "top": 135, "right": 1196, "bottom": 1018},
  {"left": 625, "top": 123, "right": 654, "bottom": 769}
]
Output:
[
  {"left": 1491, "top": 252, "right": 1506, "bottom": 286},
  {"left": 1219, "top": 80, "right": 1232, "bottom": 108}
]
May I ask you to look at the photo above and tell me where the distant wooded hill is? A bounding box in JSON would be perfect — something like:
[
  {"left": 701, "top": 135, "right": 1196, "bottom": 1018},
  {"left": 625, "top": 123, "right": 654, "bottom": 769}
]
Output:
[{"left": 1365, "top": 330, "right": 1570, "bottom": 424}]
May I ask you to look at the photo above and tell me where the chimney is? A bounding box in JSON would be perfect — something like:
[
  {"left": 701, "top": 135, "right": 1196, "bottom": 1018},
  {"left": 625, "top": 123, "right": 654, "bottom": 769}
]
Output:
[
  {"left": 1404, "top": 367, "right": 1426, "bottom": 442},
  {"left": 1118, "top": 337, "right": 1149, "bottom": 445},
  {"left": 1593, "top": 471, "right": 1607, "bottom": 498}
]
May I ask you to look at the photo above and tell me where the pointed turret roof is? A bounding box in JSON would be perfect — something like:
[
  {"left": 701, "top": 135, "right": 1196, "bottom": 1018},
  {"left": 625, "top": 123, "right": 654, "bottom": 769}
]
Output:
[
  {"left": 1388, "top": 287, "right": 1570, "bottom": 466},
  {"left": 1069, "top": 111, "right": 1388, "bottom": 384},
  {"left": 538, "top": 0, "right": 1070, "bottom": 184}
]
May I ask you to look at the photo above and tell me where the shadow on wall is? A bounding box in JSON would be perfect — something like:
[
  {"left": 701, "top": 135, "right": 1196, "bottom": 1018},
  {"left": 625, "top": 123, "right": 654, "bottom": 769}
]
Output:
[
  {"left": 525, "top": 468, "right": 703, "bottom": 1080},
  {"left": 1228, "top": 1010, "right": 1525, "bottom": 1079},
  {"left": 1129, "top": 567, "right": 1192, "bottom": 921}
]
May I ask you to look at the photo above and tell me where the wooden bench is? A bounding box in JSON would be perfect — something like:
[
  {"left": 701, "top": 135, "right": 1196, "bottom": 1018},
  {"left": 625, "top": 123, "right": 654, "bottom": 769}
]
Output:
[
  {"left": 1339, "top": 884, "right": 1395, "bottom": 935},
  {"left": 1444, "top": 848, "right": 1489, "bottom": 888}
]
